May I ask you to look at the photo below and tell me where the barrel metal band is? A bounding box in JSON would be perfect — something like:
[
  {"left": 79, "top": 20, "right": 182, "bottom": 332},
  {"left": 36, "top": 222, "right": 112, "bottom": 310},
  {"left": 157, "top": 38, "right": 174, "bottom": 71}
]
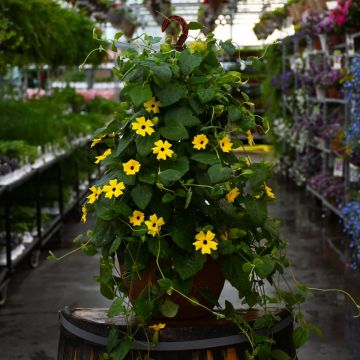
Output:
[{"left": 59, "top": 311, "right": 293, "bottom": 352}]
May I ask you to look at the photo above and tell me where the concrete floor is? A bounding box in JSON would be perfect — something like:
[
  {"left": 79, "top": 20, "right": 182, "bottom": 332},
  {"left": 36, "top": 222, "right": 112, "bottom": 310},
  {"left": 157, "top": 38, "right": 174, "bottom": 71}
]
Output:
[{"left": 0, "top": 178, "right": 359, "bottom": 359}]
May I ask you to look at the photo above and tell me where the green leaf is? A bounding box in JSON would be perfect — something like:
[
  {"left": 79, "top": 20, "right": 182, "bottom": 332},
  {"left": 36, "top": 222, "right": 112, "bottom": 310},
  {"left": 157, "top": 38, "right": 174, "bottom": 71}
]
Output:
[
  {"left": 128, "top": 84, "right": 152, "bottom": 107},
  {"left": 107, "top": 327, "right": 119, "bottom": 353},
  {"left": 254, "top": 256, "right": 275, "bottom": 279},
  {"left": 148, "top": 237, "right": 171, "bottom": 258},
  {"left": 245, "top": 199, "right": 267, "bottom": 226},
  {"left": 159, "top": 120, "right": 189, "bottom": 141},
  {"left": 173, "top": 252, "right": 206, "bottom": 280},
  {"left": 156, "top": 82, "right": 187, "bottom": 106},
  {"left": 228, "top": 105, "right": 243, "bottom": 122},
  {"left": 153, "top": 64, "right": 172, "bottom": 83},
  {"left": 169, "top": 213, "right": 195, "bottom": 251},
  {"left": 188, "top": 21, "right": 205, "bottom": 30},
  {"left": 158, "top": 278, "right": 173, "bottom": 293},
  {"left": 162, "top": 193, "right": 175, "bottom": 203},
  {"left": 218, "top": 240, "right": 236, "bottom": 255},
  {"left": 136, "top": 133, "right": 159, "bottom": 157},
  {"left": 160, "top": 298, "right": 179, "bottom": 318},
  {"left": 220, "top": 40, "right": 236, "bottom": 56},
  {"left": 222, "top": 255, "right": 252, "bottom": 297},
  {"left": 112, "top": 336, "right": 132, "bottom": 360},
  {"left": 109, "top": 236, "right": 122, "bottom": 255},
  {"left": 159, "top": 157, "right": 189, "bottom": 183},
  {"left": 293, "top": 326, "right": 310, "bottom": 348},
  {"left": 197, "top": 87, "right": 216, "bottom": 103},
  {"left": 208, "top": 164, "right": 232, "bottom": 184},
  {"left": 191, "top": 153, "right": 220, "bottom": 165},
  {"left": 244, "top": 163, "right": 271, "bottom": 187},
  {"left": 228, "top": 228, "right": 247, "bottom": 239},
  {"left": 138, "top": 165, "right": 157, "bottom": 184},
  {"left": 112, "top": 201, "right": 132, "bottom": 217},
  {"left": 113, "top": 135, "right": 132, "bottom": 157},
  {"left": 179, "top": 50, "right": 202, "bottom": 75},
  {"left": 164, "top": 106, "right": 201, "bottom": 127},
  {"left": 131, "top": 184, "right": 153, "bottom": 210},
  {"left": 108, "top": 297, "right": 125, "bottom": 317},
  {"left": 271, "top": 349, "right": 292, "bottom": 360},
  {"left": 185, "top": 188, "right": 192, "bottom": 209}
]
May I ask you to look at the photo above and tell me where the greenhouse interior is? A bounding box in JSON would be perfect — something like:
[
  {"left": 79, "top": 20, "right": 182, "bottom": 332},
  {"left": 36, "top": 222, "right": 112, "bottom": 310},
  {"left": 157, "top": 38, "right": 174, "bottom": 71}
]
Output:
[{"left": 1, "top": 0, "right": 360, "bottom": 359}]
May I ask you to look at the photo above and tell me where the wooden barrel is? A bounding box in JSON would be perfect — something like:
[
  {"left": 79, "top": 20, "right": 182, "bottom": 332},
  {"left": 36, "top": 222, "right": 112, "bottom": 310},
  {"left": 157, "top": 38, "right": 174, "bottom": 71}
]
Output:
[{"left": 58, "top": 307, "right": 296, "bottom": 360}]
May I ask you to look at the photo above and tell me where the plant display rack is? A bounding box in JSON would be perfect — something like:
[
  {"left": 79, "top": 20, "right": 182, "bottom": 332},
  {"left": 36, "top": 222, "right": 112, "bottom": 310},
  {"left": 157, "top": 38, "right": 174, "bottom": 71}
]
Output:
[
  {"left": 279, "top": 31, "right": 360, "bottom": 218},
  {"left": 0, "top": 142, "right": 97, "bottom": 305}
]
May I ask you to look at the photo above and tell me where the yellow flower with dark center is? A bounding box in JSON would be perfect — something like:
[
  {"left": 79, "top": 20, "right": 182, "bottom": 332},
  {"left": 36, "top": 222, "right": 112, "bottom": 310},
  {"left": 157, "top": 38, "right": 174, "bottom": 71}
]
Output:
[
  {"left": 129, "top": 210, "right": 145, "bottom": 226},
  {"left": 219, "top": 136, "right": 233, "bottom": 153},
  {"left": 102, "top": 179, "right": 125, "bottom": 199},
  {"left": 95, "top": 148, "right": 111, "bottom": 164},
  {"left": 91, "top": 134, "right": 105, "bottom": 148},
  {"left": 193, "top": 230, "right": 218, "bottom": 255},
  {"left": 145, "top": 214, "right": 165, "bottom": 237},
  {"left": 152, "top": 140, "right": 174, "bottom": 160},
  {"left": 188, "top": 41, "right": 207, "bottom": 54},
  {"left": 246, "top": 130, "right": 255, "bottom": 146},
  {"left": 132, "top": 117, "right": 155, "bottom": 137},
  {"left": 264, "top": 183, "right": 275, "bottom": 199},
  {"left": 192, "top": 134, "right": 209, "bottom": 150},
  {"left": 81, "top": 205, "right": 87, "bottom": 223},
  {"left": 149, "top": 323, "right": 166, "bottom": 331},
  {"left": 226, "top": 187, "right": 240, "bottom": 203},
  {"left": 144, "top": 97, "right": 161, "bottom": 114},
  {"left": 87, "top": 186, "right": 102, "bottom": 204},
  {"left": 123, "top": 159, "right": 141, "bottom": 175}
]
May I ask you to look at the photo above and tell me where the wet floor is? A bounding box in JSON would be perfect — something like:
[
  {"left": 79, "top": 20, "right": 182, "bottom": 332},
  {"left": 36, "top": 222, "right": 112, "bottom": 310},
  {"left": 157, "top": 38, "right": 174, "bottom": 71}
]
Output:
[{"left": 0, "top": 178, "right": 359, "bottom": 359}]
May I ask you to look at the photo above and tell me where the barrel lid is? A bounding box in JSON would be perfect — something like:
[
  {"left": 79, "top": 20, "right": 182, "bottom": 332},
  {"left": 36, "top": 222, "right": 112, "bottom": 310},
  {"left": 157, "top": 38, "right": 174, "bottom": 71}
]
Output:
[{"left": 59, "top": 307, "right": 293, "bottom": 351}]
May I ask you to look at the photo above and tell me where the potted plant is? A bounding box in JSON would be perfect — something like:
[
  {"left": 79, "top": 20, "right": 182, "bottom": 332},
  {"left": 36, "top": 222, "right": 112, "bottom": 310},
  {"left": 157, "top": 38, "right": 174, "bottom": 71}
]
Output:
[{"left": 76, "top": 18, "right": 328, "bottom": 359}]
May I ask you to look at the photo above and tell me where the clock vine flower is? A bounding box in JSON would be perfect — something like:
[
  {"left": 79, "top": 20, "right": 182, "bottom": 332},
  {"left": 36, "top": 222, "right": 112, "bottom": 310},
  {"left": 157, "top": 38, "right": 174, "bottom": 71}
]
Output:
[
  {"left": 264, "top": 183, "right": 275, "bottom": 199},
  {"left": 148, "top": 323, "right": 166, "bottom": 331},
  {"left": 102, "top": 179, "right": 125, "bottom": 199},
  {"left": 219, "top": 136, "right": 233, "bottom": 153},
  {"left": 246, "top": 130, "right": 255, "bottom": 146},
  {"left": 193, "top": 230, "right": 218, "bottom": 255},
  {"left": 188, "top": 41, "right": 207, "bottom": 54},
  {"left": 192, "top": 134, "right": 209, "bottom": 150},
  {"left": 145, "top": 214, "right": 165, "bottom": 237},
  {"left": 129, "top": 210, "right": 145, "bottom": 226},
  {"left": 152, "top": 140, "right": 174, "bottom": 160},
  {"left": 91, "top": 134, "right": 105, "bottom": 148},
  {"left": 144, "top": 97, "right": 161, "bottom": 114},
  {"left": 87, "top": 186, "right": 102, "bottom": 204},
  {"left": 94, "top": 148, "right": 111, "bottom": 164},
  {"left": 123, "top": 159, "right": 141, "bottom": 175},
  {"left": 132, "top": 117, "right": 155, "bottom": 136},
  {"left": 81, "top": 205, "right": 87, "bottom": 223},
  {"left": 226, "top": 187, "right": 240, "bottom": 203}
]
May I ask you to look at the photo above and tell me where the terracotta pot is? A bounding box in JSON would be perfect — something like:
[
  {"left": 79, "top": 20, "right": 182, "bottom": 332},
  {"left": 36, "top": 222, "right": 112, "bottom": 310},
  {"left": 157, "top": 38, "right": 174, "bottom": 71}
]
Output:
[
  {"left": 120, "top": 258, "right": 225, "bottom": 319},
  {"left": 328, "top": 33, "right": 345, "bottom": 48},
  {"left": 312, "top": 36, "right": 321, "bottom": 51},
  {"left": 327, "top": 86, "right": 342, "bottom": 99}
]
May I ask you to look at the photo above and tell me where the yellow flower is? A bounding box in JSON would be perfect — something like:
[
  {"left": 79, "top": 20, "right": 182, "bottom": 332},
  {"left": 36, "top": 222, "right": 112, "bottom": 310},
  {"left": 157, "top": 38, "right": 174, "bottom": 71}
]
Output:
[
  {"left": 102, "top": 179, "right": 125, "bottom": 199},
  {"left": 123, "top": 159, "right": 141, "bottom": 175},
  {"left": 192, "top": 134, "right": 209, "bottom": 150},
  {"left": 193, "top": 230, "right": 218, "bottom": 255},
  {"left": 95, "top": 148, "right": 111, "bottom": 164},
  {"left": 152, "top": 140, "right": 174, "bottom": 160},
  {"left": 264, "top": 183, "right": 275, "bottom": 199},
  {"left": 219, "top": 136, "right": 233, "bottom": 153},
  {"left": 226, "top": 187, "right": 240, "bottom": 203},
  {"left": 145, "top": 214, "right": 165, "bottom": 237},
  {"left": 91, "top": 134, "right": 105, "bottom": 148},
  {"left": 144, "top": 97, "right": 161, "bottom": 114},
  {"left": 129, "top": 210, "right": 145, "bottom": 226},
  {"left": 132, "top": 117, "right": 155, "bottom": 137},
  {"left": 149, "top": 323, "right": 166, "bottom": 331},
  {"left": 246, "top": 130, "right": 255, "bottom": 146},
  {"left": 87, "top": 186, "right": 102, "bottom": 204},
  {"left": 81, "top": 205, "right": 87, "bottom": 223},
  {"left": 188, "top": 41, "right": 207, "bottom": 54}
]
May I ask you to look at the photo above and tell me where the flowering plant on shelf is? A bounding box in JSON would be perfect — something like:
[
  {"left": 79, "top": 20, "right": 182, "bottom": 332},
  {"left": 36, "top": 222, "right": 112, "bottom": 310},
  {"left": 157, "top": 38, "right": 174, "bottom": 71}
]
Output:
[{"left": 64, "top": 18, "right": 336, "bottom": 359}]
